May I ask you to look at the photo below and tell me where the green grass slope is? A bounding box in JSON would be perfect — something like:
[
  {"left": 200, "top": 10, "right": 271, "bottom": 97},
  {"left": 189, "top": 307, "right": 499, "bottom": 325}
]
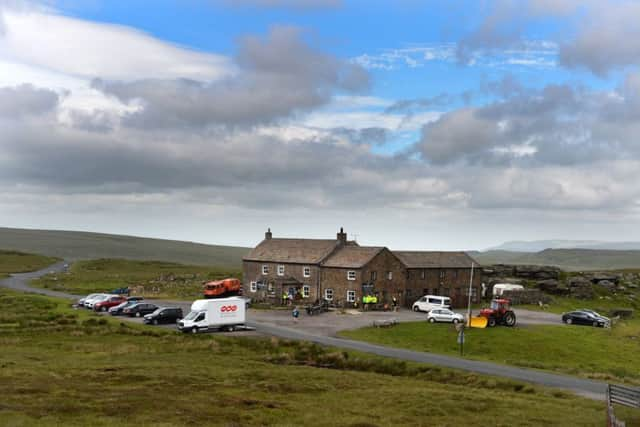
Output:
[
  {"left": 473, "top": 248, "right": 640, "bottom": 271},
  {"left": 0, "top": 289, "right": 607, "bottom": 426},
  {"left": 0, "top": 250, "right": 60, "bottom": 279},
  {"left": 31, "top": 258, "right": 241, "bottom": 300},
  {"left": 340, "top": 320, "right": 640, "bottom": 386},
  {"left": 0, "top": 227, "right": 249, "bottom": 268}
]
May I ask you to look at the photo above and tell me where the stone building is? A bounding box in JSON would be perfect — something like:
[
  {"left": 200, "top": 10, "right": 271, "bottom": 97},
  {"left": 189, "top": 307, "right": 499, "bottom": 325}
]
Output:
[
  {"left": 394, "top": 251, "right": 482, "bottom": 307},
  {"left": 242, "top": 228, "right": 481, "bottom": 308}
]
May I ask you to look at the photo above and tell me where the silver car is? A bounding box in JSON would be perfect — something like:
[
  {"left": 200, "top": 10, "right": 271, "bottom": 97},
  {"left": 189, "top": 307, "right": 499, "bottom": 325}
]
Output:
[{"left": 427, "top": 308, "right": 464, "bottom": 324}]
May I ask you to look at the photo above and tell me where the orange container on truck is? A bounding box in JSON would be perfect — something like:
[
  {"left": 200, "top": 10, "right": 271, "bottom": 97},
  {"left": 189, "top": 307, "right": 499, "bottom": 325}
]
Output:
[{"left": 203, "top": 278, "right": 241, "bottom": 299}]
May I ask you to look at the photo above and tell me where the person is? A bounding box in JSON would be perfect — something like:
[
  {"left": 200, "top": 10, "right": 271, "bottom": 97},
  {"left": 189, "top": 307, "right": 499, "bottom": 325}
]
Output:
[
  {"left": 292, "top": 306, "right": 300, "bottom": 323},
  {"left": 363, "top": 294, "right": 369, "bottom": 311},
  {"left": 392, "top": 296, "right": 398, "bottom": 312}
]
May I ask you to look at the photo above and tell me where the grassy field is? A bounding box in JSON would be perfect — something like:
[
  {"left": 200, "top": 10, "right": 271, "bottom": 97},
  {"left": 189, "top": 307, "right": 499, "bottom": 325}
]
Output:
[
  {"left": 340, "top": 321, "right": 640, "bottom": 387},
  {"left": 0, "top": 226, "right": 248, "bottom": 267},
  {"left": 521, "top": 293, "right": 639, "bottom": 315},
  {"left": 30, "top": 258, "right": 242, "bottom": 300},
  {"left": 0, "top": 289, "right": 611, "bottom": 426},
  {"left": 0, "top": 250, "right": 59, "bottom": 279}
]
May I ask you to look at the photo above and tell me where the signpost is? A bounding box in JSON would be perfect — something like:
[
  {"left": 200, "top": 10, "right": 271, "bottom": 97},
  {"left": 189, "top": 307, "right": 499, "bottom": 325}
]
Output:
[{"left": 455, "top": 322, "right": 465, "bottom": 356}]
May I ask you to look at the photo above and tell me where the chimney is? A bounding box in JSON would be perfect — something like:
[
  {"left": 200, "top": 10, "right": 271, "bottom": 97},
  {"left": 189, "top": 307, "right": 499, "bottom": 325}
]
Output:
[
  {"left": 337, "top": 227, "right": 347, "bottom": 245},
  {"left": 265, "top": 228, "right": 272, "bottom": 240}
]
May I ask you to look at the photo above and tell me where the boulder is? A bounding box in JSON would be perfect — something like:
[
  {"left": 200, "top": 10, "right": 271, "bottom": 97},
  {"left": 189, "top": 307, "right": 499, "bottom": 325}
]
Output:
[
  {"left": 590, "top": 273, "right": 621, "bottom": 284},
  {"left": 596, "top": 280, "right": 616, "bottom": 290},
  {"left": 570, "top": 286, "right": 595, "bottom": 299},
  {"left": 568, "top": 277, "right": 591, "bottom": 288},
  {"left": 536, "top": 279, "right": 560, "bottom": 292}
]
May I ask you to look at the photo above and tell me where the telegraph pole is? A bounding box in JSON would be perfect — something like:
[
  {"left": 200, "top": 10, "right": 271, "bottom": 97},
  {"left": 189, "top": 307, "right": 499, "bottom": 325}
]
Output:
[{"left": 466, "top": 262, "right": 474, "bottom": 327}]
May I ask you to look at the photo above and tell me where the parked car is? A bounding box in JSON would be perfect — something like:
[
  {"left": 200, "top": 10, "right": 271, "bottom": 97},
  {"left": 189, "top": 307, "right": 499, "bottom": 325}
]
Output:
[
  {"left": 109, "top": 297, "right": 145, "bottom": 315},
  {"left": 412, "top": 295, "right": 452, "bottom": 313},
  {"left": 123, "top": 303, "right": 158, "bottom": 317},
  {"left": 126, "top": 296, "right": 144, "bottom": 302},
  {"left": 77, "top": 293, "right": 100, "bottom": 307},
  {"left": 84, "top": 294, "right": 110, "bottom": 309},
  {"left": 427, "top": 308, "right": 464, "bottom": 324},
  {"left": 93, "top": 295, "right": 127, "bottom": 312},
  {"left": 562, "top": 310, "right": 610, "bottom": 327},
  {"left": 143, "top": 307, "right": 184, "bottom": 325}
]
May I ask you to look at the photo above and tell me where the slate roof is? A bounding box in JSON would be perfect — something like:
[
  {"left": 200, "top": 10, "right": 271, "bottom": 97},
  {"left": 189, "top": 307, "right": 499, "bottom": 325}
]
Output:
[
  {"left": 321, "top": 246, "right": 385, "bottom": 268},
  {"left": 243, "top": 238, "right": 342, "bottom": 264},
  {"left": 394, "top": 251, "right": 479, "bottom": 269}
]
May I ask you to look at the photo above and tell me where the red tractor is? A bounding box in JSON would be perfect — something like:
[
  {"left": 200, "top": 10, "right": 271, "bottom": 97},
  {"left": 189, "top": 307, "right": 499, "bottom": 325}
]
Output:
[{"left": 479, "top": 298, "right": 517, "bottom": 327}]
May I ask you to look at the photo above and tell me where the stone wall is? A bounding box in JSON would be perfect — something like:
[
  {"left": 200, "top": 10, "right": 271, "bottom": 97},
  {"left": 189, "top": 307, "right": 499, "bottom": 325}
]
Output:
[
  {"left": 406, "top": 267, "right": 482, "bottom": 308},
  {"left": 243, "top": 260, "right": 321, "bottom": 303}
]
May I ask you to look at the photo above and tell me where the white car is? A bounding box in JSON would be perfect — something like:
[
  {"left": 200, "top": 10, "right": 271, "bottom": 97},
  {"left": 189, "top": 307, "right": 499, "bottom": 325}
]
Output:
[
  {"left": 84, "top": 294, "right": 108, "bottom": 309},
  {"left": 77, "top": 293, "right": 100, "bottom": 306},
  {"left": 427, "top": 308, "right": 464, "bottom": 324},
  {"left": 412, "top": 295, "right": 451, "bottom": 313}
]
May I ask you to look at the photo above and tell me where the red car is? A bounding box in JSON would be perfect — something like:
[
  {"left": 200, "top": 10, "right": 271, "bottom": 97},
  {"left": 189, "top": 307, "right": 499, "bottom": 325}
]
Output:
[{"left": 93, "top": 295, "right": 127, "bottom": 312}]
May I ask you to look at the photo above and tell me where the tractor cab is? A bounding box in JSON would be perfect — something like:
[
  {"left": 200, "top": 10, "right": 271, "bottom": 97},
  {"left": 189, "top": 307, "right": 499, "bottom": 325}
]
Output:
[{"left": 479, "top": 298, "right": 516, "bottom": 327}]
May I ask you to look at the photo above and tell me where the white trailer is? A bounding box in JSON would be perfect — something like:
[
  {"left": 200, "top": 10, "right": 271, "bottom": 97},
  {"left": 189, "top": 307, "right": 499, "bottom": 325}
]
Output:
[
  {"left": 178, "top": 297, "right": 246, "bottom": 333},
  {"left": 492, "top": 283, "right": 524, "bottom": 297}
]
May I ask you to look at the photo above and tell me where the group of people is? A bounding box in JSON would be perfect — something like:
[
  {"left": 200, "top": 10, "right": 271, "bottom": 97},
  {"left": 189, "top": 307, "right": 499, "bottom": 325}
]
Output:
[
  {"left": 282, "top": 288, "right": 303, "bottom": 306},
  {"left": 361, "top": 294, "right": 399, "bottom": 312}
]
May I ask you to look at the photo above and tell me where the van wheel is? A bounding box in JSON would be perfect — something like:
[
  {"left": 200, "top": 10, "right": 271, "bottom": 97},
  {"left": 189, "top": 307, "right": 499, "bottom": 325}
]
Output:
[
  {"left": 225, "top": 325, "right": 235, "bottom": 332},
  {"left": 413, "top": 306, "right": 419, "bottom": 312},
  {"left": 191, "top": 327, "right": 198, "bottom": 334}
]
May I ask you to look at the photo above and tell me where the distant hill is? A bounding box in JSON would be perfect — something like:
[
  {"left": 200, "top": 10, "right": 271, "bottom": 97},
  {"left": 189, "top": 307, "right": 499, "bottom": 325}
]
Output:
[
  {"left": 488, "top": 240, "right": 640, "bottom": 252},
  {"left": 472, "top": 248, "right": 640, "bottom": 271},
  {"left": 0, "top": 227, "right": 249, "bottom": 268}
]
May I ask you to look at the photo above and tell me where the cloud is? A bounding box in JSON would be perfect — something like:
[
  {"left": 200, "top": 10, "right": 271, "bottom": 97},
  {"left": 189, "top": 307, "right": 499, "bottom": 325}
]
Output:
[
  {"left": 416, "top": 77, "right": 640, "bottom": 167},
  {"left": 0, "top": 7, "right": 232, "bottom": 81},
  {"left": 93, "top": 26, "right": 370, "bottom": 129},
  {"left": 0, "top": 83, "right": 59, "bottom": 118},
  {"left": 558, "top": 2, "right": 640, "bottom": 75}
]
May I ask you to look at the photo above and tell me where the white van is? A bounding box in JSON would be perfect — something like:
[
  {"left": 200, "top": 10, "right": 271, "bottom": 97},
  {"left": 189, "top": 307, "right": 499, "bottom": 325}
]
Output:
[
  {"left": 492, "top": 283, "right": 524, "bottom": 297},
  {"left": 178, "top": 297, "right": 246, "bottom": 334},
  {"left": 412, "top": 295, "right": 452, "bottom": 313}
]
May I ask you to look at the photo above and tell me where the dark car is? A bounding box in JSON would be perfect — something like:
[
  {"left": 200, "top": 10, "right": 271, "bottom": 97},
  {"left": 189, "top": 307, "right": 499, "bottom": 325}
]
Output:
[
  {"left": 562, "top": 310, "right": 609, "bottom": 327},
  {"left": 143, "top": 307, "right": 184, "bottom": 325},
  {"left": 123, "top": 302, "right": 158, "bottom": 317}
]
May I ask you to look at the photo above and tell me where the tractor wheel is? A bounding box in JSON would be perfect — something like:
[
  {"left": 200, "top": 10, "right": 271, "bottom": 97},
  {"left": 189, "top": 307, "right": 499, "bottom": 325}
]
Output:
[
  {"left": 488, "top": 317, "right": 497, "bottom": 327},
  {"left": 504, "top": 311, "right": 516, "bottom": 327}
]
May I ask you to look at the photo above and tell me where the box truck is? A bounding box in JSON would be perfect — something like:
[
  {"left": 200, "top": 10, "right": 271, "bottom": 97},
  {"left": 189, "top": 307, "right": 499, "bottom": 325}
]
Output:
[{"left": 178, "top": 297, "right": 246, "bottom": 334}]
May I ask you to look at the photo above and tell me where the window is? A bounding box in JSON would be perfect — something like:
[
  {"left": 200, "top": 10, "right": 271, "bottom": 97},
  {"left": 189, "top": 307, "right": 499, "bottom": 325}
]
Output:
[
  {"left": 303, "top": 285, "right": 310, "bottom": 298},
  {"left": 453, "top": 270, "right": 459, "bottom": 280},
  {"left": 347, "top": 290, "right": 356, "bottom": 302},
  {"left": 262, "top": 265, "right": 269, "bottom": 275},
  {"left": 387, "top": 271, "right": 393, "bottom": 280},
  {"left": 324, "top": 288, "right": 334, "bottom": 300},
  {"left": 370, "top": 271, "right": 377, "bottom": 281},
  {"left": 250, "top": 281, "right": 257, "bottom": 293},
  {"left": 421, "top": 269, "right": 426, "bottom": 280},
  {"left": 303, "top": 266, "right": 311, "bottom": 278},
  {"left": 277, "top": 265, "right": 285, "bottom": 276},
  {"left": 195, "top": 313, "right": 205, "bottom": 322},
  {"left": 439, "top": 270, "right": 446, "bottom": 280},
  {"left": 347, "top": 271, "right": 356, "bottom": 281}
]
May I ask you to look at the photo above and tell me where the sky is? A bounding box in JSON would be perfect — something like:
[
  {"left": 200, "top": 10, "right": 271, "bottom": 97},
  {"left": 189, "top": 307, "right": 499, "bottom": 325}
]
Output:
[{"left": 1, "top": 0, "right": 640, "bottom": 251}]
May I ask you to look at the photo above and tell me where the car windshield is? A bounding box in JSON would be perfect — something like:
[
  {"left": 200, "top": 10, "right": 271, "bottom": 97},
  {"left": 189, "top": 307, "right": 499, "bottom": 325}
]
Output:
[{"left": 184, "top": 311, "right": 200, "bottom": 321}]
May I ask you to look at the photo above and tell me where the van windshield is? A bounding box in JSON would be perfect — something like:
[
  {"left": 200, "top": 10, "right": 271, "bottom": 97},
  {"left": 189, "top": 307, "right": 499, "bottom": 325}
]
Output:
[{"left": 184, "top": 311, "right": 200, "bottom": 321}]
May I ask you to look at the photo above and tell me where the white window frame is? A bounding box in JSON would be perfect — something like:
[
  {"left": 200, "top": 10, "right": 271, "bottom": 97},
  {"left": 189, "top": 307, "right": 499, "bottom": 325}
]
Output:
[
  {"left": 277, "top": 265, "right": 285, "bottom": 276},
  {"left": 303, "top": 285, "right": 310, "bottom": 298},
  {"left": 347, "top": 290, "right": 356, "bottom": 303},
  {"left": 387, "top": 271, "right": 393, "bottom": 280},
  {"left": 303, "top": 266, "right": 311, "bottom": 278},
  {"left": 250, "top": 281, "right": 257, "bottom": 293},
  {"left": 347, "top": 270, "right": 356, "bottom": 281},
  {"left": 262, "top": 265, "right": 269, "bottom": 275},
  {"left": 324, "top": 288, "right": 334, "bottom": 301}
]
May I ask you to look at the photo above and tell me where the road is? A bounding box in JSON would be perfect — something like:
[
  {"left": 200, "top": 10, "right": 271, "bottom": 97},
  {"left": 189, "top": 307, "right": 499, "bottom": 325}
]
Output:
[{"left": 0, "top": 261, "right": 608, "bottom": 401}]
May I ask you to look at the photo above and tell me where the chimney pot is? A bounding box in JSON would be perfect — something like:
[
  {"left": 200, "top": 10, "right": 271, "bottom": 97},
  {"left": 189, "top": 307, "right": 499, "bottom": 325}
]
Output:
[
  {"left": 265, "top": 228, "right": 272, "bottom": 240},
  {"left": 337, "top": 227, "right": 347, "bottom": 244}
]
